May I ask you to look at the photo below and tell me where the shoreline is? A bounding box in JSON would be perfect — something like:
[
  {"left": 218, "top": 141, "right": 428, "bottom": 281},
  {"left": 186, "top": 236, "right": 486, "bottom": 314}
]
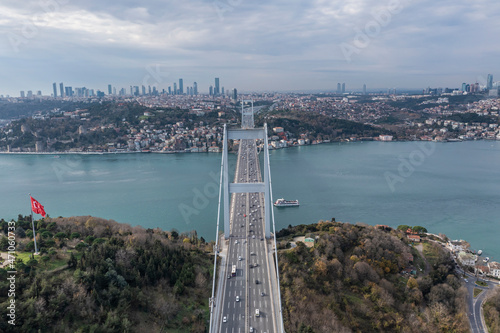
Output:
[{"left": 1, "top": 138, "right": 498, "bottom": 155}]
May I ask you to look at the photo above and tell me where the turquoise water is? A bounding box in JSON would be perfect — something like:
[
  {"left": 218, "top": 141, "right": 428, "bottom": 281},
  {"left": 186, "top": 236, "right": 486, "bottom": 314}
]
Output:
[{"left": 1, "top": 141, "right": 499, "bottom": 258}]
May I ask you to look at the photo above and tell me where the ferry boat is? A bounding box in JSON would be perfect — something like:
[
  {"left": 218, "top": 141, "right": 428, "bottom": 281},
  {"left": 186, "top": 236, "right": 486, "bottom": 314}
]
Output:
[{"left": 274, "top": 198, "right": 299, "bottom": 207}]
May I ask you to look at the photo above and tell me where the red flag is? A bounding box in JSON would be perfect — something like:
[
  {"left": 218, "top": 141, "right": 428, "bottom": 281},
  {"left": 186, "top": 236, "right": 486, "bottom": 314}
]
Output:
[{"left": 30, "top": 197, "right": 46, "bottom": 217}]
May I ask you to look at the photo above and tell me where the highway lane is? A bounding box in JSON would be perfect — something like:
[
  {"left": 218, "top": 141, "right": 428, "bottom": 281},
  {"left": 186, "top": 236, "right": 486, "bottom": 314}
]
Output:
[
  {"left": 464, "top": 276, "right": 496, "bottom": 333},
  {"left": 217, "top": 139, "right": 277, "bottom": 333}
]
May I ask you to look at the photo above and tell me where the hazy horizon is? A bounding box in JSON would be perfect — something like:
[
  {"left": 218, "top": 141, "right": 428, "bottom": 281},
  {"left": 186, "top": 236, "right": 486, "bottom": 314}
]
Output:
[{"left": 0, "top": 0, "right": 499, "bottom": 96}]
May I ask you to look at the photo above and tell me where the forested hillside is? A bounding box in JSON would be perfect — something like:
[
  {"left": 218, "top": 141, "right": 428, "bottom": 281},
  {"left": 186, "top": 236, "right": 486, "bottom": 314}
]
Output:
[
  {"left": 277, "top": 221, "right": 469, "bottom": 333},
  {"left": 0, "top": 216, "right": 213, "bottom": 332}
]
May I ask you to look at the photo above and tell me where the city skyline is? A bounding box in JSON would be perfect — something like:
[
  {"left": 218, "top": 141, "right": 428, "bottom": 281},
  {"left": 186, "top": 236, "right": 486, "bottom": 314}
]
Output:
[
  {"left": 9, "top": 72, "right": 497, "bottom": 98},
  {"left": 0, "top": 0, "right": 499, "bottom": 96}
]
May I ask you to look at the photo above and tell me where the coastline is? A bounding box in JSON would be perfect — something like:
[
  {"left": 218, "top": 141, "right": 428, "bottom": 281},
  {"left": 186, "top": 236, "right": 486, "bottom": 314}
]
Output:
[{"left": 1, "top": 137, "right": 498, "bottom": 155}]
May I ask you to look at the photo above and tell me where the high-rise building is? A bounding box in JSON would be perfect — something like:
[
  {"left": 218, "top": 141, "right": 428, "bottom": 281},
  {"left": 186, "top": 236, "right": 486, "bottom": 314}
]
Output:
[
  {"left": 53, "top": 82, "right": 57, "bottom": 97},
  {"left": 142, "top": 85, "right": 146, "bottom": 96},
  {"left": 168, "top": 86, "right": 171, "bottom": 94},
  {"left": 232, "top": 88, "right": 237, "bottom": 102},
  {"left": 337, "top": 83, "right": 341, "bottom": 93},
  {"left": 194, "top": 82, "right": 198, "bottom": 95},
  {"left": 487, "top": 74, "right": 493, "bottom": 90},
  {"left": 461, "top": 83, "right": 467, "bottom": 92},
  {"left": 179, "top": 78, "right": 183, "bottom": 94},
  {"left": 60, "top": 82, "right": 64, "bottom": 97},
  {"left": 209, "top": 85, "right": 213, "bottom": 96},
  {"left": 65, "top": 86, "right": 73, "bottom": 97},
  {"left": 215, "top": 78, "right": 220, "bottom": 96},
  {"left": 108, "top": 84, "right": 112, "bottom": 95},
  {"left": 363, "top": 84, "right": 366, "bottom": 95},
  {"left": 342, "top": 83, "right": 346, "bottom": 93},
  {"left": 20, "top": 91, "right": 25, "bottom": 98},
  {"left": 222, "top": 87, "right": 224, "bottom": 95},
  {"left": 173, "top": 82, "right": 177, "bottom": 95},
  {"left": 148, "top": 86, "right": 152, "bottom": 95}
]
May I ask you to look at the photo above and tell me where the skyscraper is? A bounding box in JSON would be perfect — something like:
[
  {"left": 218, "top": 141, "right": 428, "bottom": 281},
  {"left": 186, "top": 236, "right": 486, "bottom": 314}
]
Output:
[
  {"left": 209, "top": 85, "right": 213, "bottom": 96},
  {"left": 108, "top": 84, "right": 112, "bottom": 95},
  {"left": 179, "top": 78, "right": 183, "bottom": 94},
  {"left": 53, "top": 82, "right": 57, "bottom": 97},
  {"left": 232, "top": 88, "right": 237, "bottom": 102},
  {"left": 487, "top": 74, "right": 493, "bottom": 90},
  {"left": 65, "top": 86, "right": 73, "bottom": 97},
  {"left": 215, "top": 78, "right": 220, "bottom": 96},
  {"left": 60, "top": 82, "right": 64, "bottom": 97},
  {"left": 20, "top": 91, "right": 25, "bottom": 98},
  {"left": 194, "top": 82, "right": 198, "bottom": 95},
  {"left": 342, "top": 83, "right": 346, "bottom": 93},
  {"left": 337, "top": 83, "right": 341, "bottom": 93},
  {"left": 173, "top": 82, "right": 177, "bottom": 95},
  {"left": 363, "top": 84, "right": 367, "bottom": 95}
]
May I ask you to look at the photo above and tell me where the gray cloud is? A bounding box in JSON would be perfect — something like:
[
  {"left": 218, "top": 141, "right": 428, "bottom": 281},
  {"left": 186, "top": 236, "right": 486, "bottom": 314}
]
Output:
[{"left": 0, "top": 0, "right": 499, "bottom": 96}]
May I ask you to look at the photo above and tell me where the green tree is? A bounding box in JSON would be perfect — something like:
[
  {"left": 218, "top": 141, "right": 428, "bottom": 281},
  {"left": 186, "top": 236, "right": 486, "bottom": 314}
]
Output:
[
  {"left": 171, "top": 230, "right": 179, "bottom": 240},
  {"left": 70, "top": 232, "right": 81, "bottom": 239},
  {"left": 15, "top": 227, "right": 26, "bottom": 238},
  {"left": 412, "top": 226, "right": 428, "bottom": 234},
  {"left": 68, "top": 252, "right": 77, "bottom": 268},
  {"left": 40, "top": 256, "right": 50, "bottom": 267},
  {"left": 75, "top": 242, "right": 89, "bottom": 252},
  {"left": 54, "top": 232, "right": 67, "bottom": 241}
]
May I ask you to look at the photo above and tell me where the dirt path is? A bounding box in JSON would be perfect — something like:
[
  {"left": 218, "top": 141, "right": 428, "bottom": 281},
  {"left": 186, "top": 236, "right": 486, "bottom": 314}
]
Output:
[{"left": 415, "top": 243, "right": 431, "bottom": 275}]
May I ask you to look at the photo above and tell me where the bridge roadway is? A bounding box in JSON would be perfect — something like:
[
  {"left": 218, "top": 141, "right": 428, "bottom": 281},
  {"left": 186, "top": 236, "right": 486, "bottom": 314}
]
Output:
[{"left": 214, "top": 139, "right": 279, "bottom": 333}]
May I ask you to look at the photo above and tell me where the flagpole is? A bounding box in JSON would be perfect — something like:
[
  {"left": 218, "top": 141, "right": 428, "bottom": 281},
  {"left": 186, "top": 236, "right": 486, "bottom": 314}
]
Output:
[{"left": 29, "top": 194, "right": 39, "bottom": 255}]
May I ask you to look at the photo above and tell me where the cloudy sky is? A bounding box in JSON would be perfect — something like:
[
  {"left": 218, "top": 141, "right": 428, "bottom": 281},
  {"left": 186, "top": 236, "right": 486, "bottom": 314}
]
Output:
[{"left": 0, "top": 0, "right": 499, "bottom": 96}]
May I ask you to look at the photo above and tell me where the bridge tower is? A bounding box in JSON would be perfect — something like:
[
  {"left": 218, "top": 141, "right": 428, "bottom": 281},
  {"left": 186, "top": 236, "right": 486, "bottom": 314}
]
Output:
[{"left": 221, "top": 102, "right": 271, "bottom": 239}]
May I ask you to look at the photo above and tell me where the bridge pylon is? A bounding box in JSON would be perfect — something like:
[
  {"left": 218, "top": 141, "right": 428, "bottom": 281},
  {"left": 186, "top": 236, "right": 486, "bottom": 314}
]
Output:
[{"left": 222, "top": 122, "right": 271, "bottom": 239}]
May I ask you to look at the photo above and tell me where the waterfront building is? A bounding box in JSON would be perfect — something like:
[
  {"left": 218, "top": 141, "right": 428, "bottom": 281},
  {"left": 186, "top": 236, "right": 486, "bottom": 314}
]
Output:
[
  {"left": 458, "top": 251, "right": 476, "bottom": 266},
  {"left": 488, "top": 262, "right": 500, "bottom": 278},
  {"left": 447, "top": 240, "right": 469, "bottom": 253}
]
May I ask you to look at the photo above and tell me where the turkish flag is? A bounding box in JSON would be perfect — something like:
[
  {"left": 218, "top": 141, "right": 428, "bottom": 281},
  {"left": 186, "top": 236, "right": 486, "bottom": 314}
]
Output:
[{"left": 30, "top": 197, "right": 46, "bottom": 217}]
